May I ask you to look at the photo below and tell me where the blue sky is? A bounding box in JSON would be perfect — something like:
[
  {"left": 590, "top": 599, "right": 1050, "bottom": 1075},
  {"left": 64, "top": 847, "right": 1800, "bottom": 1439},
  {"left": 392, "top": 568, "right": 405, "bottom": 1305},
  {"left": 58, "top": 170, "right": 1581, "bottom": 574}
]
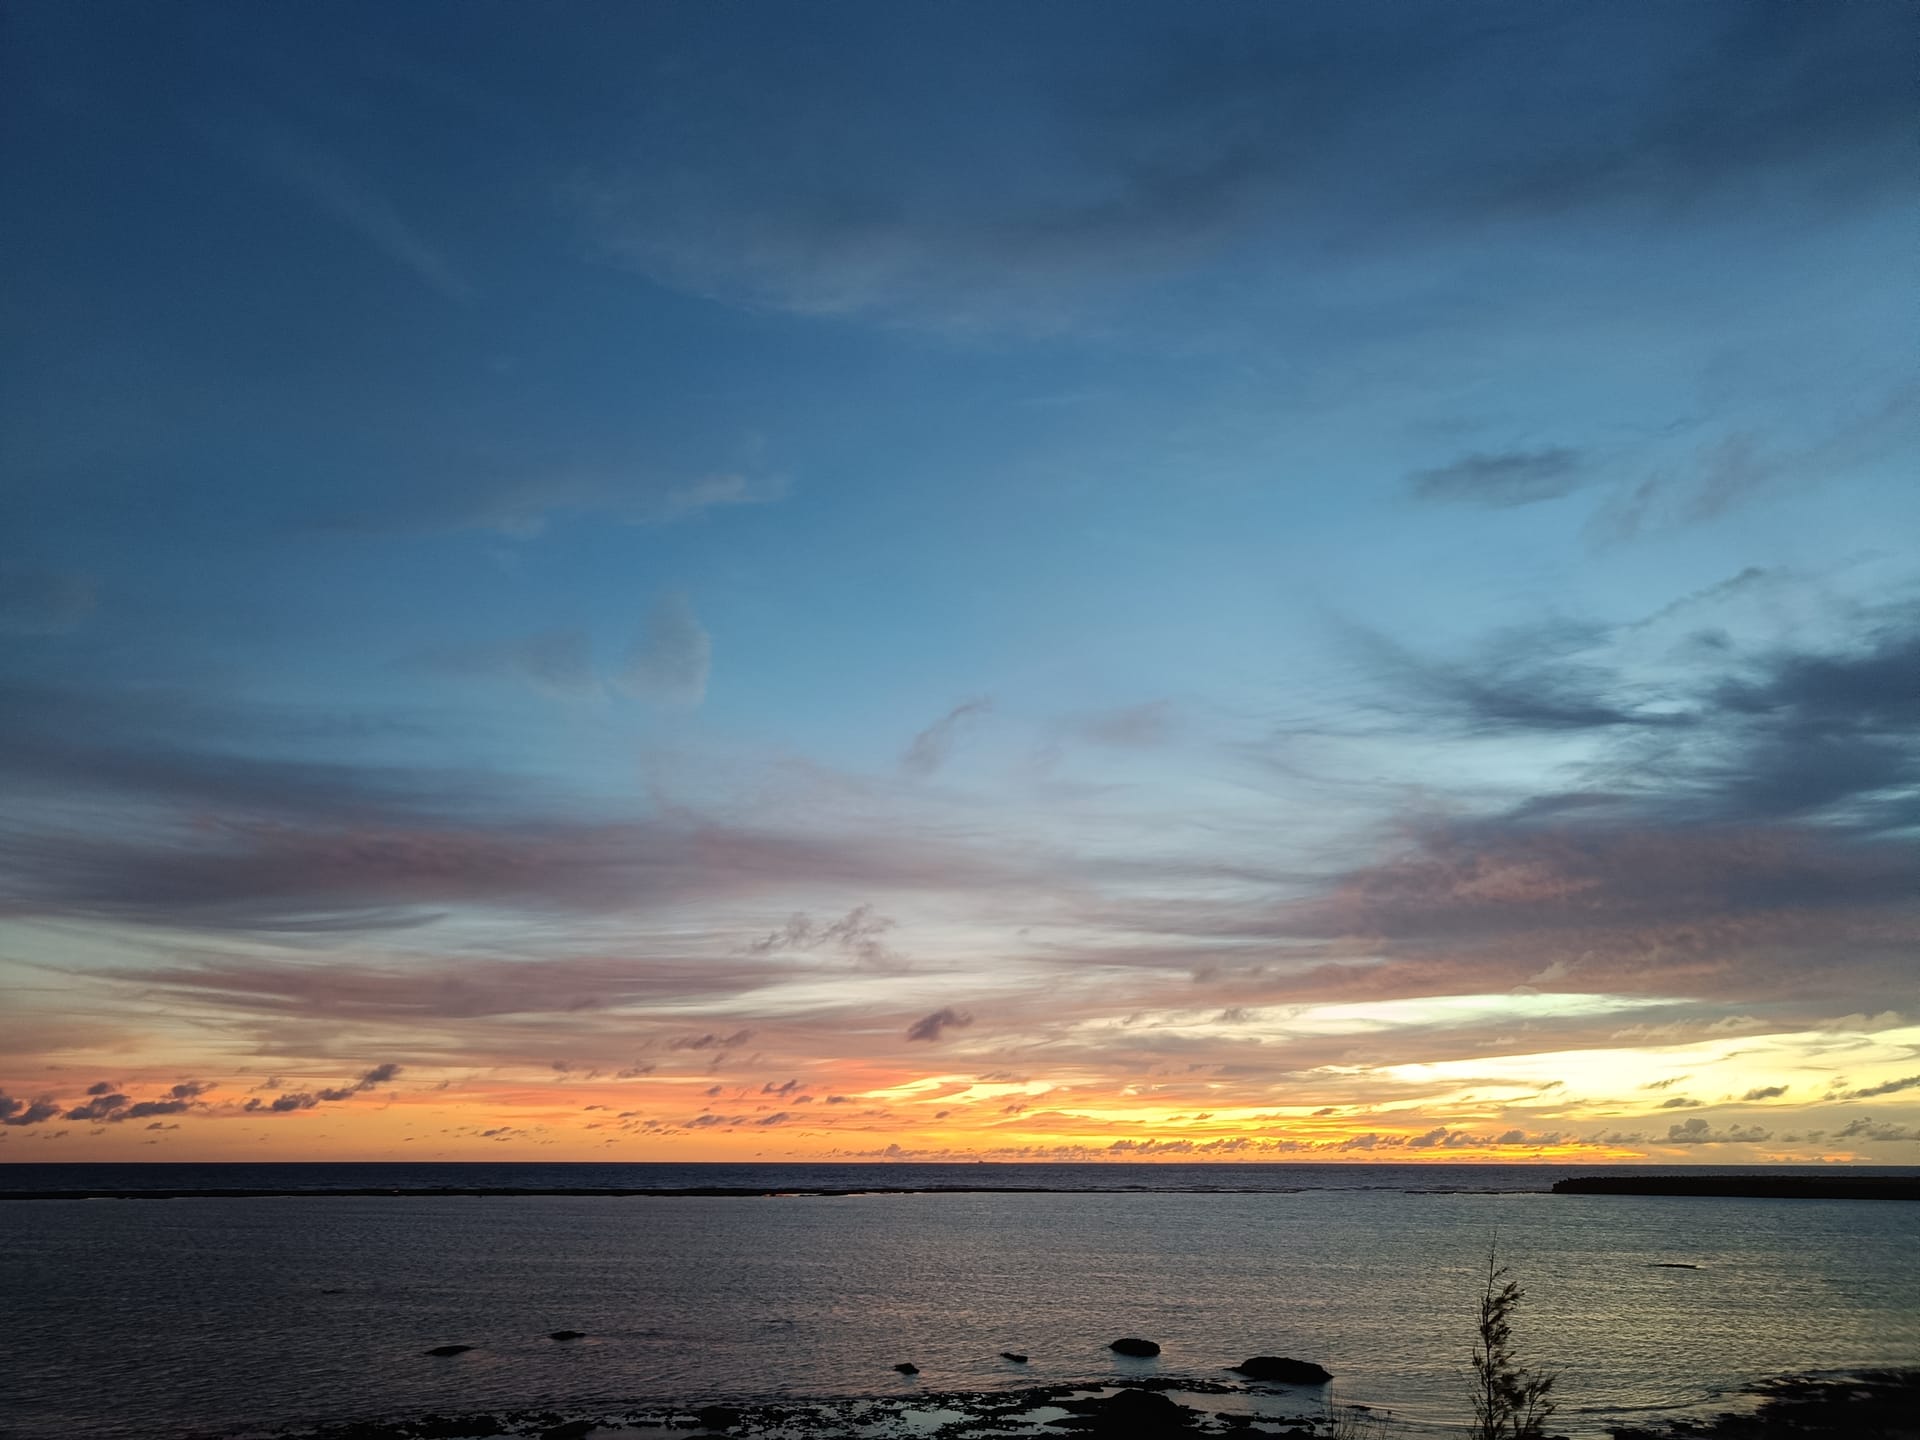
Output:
[{"left": 2, "top": 1, "right": 1917, "bottom": 1159}]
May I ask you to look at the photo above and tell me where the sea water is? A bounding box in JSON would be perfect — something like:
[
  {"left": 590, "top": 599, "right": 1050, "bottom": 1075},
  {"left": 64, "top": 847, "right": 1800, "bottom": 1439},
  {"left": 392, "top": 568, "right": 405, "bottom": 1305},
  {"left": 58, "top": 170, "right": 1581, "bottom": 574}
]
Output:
[{"left": 2, "top": 1164, "right": 1915, "bottom": 1438}]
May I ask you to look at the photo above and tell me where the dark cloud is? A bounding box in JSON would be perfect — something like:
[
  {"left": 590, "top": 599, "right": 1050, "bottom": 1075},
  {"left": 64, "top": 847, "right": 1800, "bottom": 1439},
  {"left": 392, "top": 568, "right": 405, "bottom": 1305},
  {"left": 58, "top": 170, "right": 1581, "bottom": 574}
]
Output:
[
  {"left": 52, "top": 1081, "right": 215, "bottom": 1124},
  {"left": 64, "top": 1093, "right": 129, "bottom": 1122},
  {"left": 315, "top": 1062, "right": 403, "bottom": 1102},
  {"left": 1360, "top": 619, "right": 1688, "bottom": 734},
  {"left": 0, "top": 1094, "right": 61, "bottom": 1127},
  {"left": 1841, "top": 1074, "right": 1920, "bottom": 1100},
  {"left": 1741, "top": 1085, "right": 1788, "bottom": 1101},
  {"left": 245, "top": 1093, "right": 318, "bottom": 1113},
  {"left": 671, "top": 1030, "right": 754, "bottom": 1052},
  {"left": 243, "top": 1065, "right": 399, "bottom": 1114},
  {"left": 1408, "top": 448, "right": 1586, "bottom": 508},
  {"left": 1365, "top": 599, "right": 1920, "bottom": 832},
  {"left": 902, "top": 699, "right": 992, "bottom": 777},
  {"left": 1833, "top": 1118, "right": 1920, "bottom": 1143},
  {"left": 906, "top": 1007, "right": 974, "bottom": 1043},
  {"left": 1663, "top": 1118, "right": 1771, "bottom": 1145},
  {"left": 748, "top": 906, "right": 899, "bottom": 968}
]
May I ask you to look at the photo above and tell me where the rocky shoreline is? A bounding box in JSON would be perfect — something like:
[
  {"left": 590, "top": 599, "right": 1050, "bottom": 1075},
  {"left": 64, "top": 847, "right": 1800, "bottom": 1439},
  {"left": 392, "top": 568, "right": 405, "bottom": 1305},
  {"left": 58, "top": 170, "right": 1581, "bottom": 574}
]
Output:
[
  {"left": 177, "top": 1369, "right": 1920, "bottom": 1440},
  {"left": 1604, "top": 1370, "right": 1920, "bottom": 1438},
  {"left": 235, "top": 1377, "right": 1344, "bottom": 1440}
]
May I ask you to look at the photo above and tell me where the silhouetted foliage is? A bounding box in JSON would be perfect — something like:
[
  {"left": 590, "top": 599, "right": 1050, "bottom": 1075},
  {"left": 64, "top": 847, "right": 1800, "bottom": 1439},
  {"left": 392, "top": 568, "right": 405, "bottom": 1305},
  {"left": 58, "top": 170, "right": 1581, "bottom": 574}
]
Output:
[{"left": 1470, "top": 1243, "right": 1558, "bottom": 1439}]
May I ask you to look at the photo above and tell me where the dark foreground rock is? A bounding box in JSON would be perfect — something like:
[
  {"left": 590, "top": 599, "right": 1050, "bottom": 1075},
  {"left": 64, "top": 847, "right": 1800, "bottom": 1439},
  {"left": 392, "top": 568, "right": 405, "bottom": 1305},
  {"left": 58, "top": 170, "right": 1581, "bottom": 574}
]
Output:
[
  {"left": 1109, "top": 1337, "right": 1161, "bottom": 1357},
  {"left": 893, "top": 1361, "right": 920, "bottom": 1374},
  {"left": 1608, "top": 1370, "right": 1920, "bottom": 1438},
  {"left": 1231, "top": 1355, "right": 1333, "bottom": 1385},
  {"left": 1058, "top": 1386, "right": 1195, "bottom": 1434},
  {"left": 546, "top": 1329, "right": 586, "bottom": 1341},
  {"left": 421, "top": 1344, "right": 472, "bottom": 1357},
  {"left": 1001, "top": 1350, "right": 1030, "bottom": 1363}
]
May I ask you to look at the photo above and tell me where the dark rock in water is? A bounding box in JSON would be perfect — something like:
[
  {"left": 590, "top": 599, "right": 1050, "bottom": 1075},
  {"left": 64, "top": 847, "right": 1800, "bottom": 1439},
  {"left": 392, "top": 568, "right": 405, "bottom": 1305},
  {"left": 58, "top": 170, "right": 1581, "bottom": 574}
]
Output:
[
  {"left": 1649, "top": 1262, "right": 1699, "bottom": 1269},
  {"left": 1001, "top": 1351, "right": 1030, "bottom": 1363},
  {"left": 1109, "top": 1337, "right": 1161, "bottom": 1358},
  {"left": 894, "top": 1361, "right": 920, "bottom": 1374},
  {"left": 539, "top": 1423, "right": 594, "bottom": 1440},
  {"left": 422, "top": 1344, "right": 473, "bottom": 1357},
  {"left": 547, "top": 1329, "right": 588, "bottom": 1340},
  {"left": 1231, "top": 1355, "right": 1332, "bottom": 1385},
  {"left": 694, "top": 1403, "right": 742, "bottom": 1432}
]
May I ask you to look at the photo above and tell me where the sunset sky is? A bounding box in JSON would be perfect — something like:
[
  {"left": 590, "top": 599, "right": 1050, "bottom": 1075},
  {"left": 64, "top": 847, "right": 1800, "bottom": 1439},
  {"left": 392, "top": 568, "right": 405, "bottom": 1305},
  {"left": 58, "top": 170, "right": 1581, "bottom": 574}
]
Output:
[{"left": 3, "top": 1, "right": 1916, "bottom": 1164}]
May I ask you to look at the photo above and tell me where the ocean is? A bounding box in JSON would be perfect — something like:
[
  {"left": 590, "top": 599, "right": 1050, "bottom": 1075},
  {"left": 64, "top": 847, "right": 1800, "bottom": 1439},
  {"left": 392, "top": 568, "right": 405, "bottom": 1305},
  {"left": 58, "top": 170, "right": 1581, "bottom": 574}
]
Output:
[{"left": 3, "top": 1163, "right": 1916, "bottom": 1439}]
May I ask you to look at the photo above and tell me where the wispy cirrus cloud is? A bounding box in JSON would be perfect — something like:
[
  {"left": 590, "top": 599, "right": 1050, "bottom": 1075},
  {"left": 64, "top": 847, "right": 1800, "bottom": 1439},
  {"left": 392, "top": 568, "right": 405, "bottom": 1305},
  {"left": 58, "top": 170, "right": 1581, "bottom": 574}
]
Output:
[
  {"left": 1408, "top": 448, "right": 1588, "bottom": 508},
  {"left": 621, "top": 593, "right": 712, "bottom": 709},
  {"left": 902, "top": 698, "right": 991, "bottom": 777},
  {"left": 582, "top": 5, "right": 1908, "bottom": 330},
  {"left": 235, "top": 125, "right": 469, "bottom": 302}
]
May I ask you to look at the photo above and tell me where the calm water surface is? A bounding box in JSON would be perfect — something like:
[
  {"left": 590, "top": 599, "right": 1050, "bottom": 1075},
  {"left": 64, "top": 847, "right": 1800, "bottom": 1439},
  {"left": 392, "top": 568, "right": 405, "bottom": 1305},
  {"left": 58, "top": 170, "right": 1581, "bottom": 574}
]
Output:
[{"left": 3, "top": 1164, "right": 1916, "bottom": 1439}]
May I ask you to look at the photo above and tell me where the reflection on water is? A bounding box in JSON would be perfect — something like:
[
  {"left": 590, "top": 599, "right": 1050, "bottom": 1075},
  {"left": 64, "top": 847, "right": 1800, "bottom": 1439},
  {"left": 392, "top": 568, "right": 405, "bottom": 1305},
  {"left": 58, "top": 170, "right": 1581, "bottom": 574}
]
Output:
[{"left": 3, "top": 1178, "right": 1916, "bottom": 1438}]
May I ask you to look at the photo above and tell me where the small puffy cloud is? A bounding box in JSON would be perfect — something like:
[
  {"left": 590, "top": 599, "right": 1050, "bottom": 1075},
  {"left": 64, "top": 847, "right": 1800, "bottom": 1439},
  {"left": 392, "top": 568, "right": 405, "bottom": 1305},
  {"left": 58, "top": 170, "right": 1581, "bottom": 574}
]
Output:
[
  {"left": 1664, "top": 1117, "right": 1771, "bottom": 1145},
  {"left": 621, "top": 593, "right": 710, "bottom": 707},
  {"left": 906, "top": 1007, "right": 974, "bottom": 1043},
  {"left": 1741, "top": 1085, "right": 1789, "bottom": 1101}
]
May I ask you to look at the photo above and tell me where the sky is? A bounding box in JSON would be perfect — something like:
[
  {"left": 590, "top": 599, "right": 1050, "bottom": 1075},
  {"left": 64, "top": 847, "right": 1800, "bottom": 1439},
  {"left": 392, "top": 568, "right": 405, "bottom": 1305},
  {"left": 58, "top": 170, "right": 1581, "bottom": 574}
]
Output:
[{"left": 2, "top": 1, "right": 1917, "bottom": 1164}]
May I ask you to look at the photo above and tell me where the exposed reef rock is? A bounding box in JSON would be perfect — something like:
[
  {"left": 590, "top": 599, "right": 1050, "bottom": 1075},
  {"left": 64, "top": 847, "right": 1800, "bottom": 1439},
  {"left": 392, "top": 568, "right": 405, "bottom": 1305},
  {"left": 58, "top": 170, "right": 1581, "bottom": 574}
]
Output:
[
  {"left": 1230, "top": 1356, "right": 1333, "bottom": 1385},
  {"left": 1555, "top": 1175, "right": 1920, "bottom": 1201},
  {"left": 1108, "top": 1337, "right": 1161, "bottom": 1358}
]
